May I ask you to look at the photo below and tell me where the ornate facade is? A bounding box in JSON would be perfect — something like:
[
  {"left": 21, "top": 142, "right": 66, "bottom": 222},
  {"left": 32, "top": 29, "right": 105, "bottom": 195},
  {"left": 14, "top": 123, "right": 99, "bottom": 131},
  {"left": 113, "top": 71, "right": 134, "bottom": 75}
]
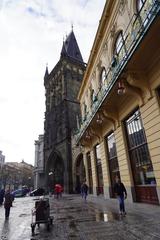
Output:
[
  {"left": 76, "top": 0, "right": 160, "bottom": 204},
  {"left": 44, "top": 30, "right": 86, "bottom": 193}
]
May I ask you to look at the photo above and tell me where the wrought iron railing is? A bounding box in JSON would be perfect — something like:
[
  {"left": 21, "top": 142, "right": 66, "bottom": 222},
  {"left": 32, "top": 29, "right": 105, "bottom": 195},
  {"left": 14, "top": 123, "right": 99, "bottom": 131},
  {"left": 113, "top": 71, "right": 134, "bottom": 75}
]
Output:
[{"left": 75, "top": 0, "right": 160, "bottom": 143}]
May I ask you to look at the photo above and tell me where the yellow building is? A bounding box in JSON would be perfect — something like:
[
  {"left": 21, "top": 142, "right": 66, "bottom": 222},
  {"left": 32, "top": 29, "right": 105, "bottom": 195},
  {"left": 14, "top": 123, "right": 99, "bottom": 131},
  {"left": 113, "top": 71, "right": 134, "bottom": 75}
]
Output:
[{"left": 76, "top": 0, "right": 160, "bottom": 204}]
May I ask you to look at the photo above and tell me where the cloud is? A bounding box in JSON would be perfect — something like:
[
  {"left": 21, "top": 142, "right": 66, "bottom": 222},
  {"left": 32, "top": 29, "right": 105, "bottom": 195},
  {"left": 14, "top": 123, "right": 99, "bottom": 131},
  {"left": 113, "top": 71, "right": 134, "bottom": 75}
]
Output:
[{"left": 0, "top": 0, "right": 105, "bottom": 164}]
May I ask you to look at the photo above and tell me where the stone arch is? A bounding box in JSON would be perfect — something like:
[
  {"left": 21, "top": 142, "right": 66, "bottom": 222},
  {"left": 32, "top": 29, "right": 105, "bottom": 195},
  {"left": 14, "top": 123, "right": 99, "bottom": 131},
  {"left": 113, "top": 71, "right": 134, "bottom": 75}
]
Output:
[
  {"left": 46, "top": 150, "right": 64, "bottom": 192},
  {"left": 74, "top": 153, "right": 86, "bottom": 193}
]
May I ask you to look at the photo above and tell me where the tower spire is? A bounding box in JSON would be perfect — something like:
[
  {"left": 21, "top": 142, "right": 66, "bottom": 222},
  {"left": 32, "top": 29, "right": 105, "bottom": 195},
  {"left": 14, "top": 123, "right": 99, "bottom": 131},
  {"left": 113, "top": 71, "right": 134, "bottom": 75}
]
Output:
[
  {"left": 60, "top": 29, "right": 83, "bottom": 63},
  {"left": 44, "top": 63, "right": 49, "bottom": 80},
  {"left": 71, "top": 22, "right": 73, "bottom": 32}
]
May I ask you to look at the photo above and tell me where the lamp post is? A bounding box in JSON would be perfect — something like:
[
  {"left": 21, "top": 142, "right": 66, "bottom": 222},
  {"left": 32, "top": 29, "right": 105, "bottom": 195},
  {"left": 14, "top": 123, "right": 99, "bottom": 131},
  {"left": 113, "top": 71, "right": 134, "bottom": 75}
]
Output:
[{"left": 48, "top": 171, "right": 54, "bottom": 195}]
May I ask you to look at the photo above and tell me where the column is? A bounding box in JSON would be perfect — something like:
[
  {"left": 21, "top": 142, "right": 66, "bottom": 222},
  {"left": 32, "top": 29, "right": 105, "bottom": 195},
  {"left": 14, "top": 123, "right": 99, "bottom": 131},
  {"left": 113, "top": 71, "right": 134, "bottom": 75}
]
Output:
[
  {"left": 100, "top": 140, "right": 110, "bottom": 199},
  {"left": 115, "top": 126, "right": 134, "bottom": 202},
  {"left": 90, "top": 149, "right": 98, "bottom": 196}
]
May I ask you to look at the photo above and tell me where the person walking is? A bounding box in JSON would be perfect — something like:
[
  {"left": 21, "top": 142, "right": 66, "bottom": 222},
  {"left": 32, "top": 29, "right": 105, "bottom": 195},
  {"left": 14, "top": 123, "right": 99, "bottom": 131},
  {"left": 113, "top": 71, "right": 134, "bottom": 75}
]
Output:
[
  {"left": 81, "top": 182, "right": 88, "bottom": 202},
  {"left": 4, "top": 190, "right": 13, "bottom": 220},
  {"left": 54, "top": 184, "right": 62, "bottom": 199},
  {"left": 0, "top": 189, "right": 5, "bottom": 205},
  {"left": 114, "top": 176, "right": 127, "bottom": 216}
]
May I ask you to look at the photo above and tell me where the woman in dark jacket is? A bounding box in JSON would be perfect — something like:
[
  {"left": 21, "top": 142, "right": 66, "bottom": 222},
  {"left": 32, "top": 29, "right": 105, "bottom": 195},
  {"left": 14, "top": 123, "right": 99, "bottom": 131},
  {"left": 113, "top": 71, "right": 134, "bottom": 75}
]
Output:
[{"left": 4, "top": 190, "right": 13, "bottom": 219}]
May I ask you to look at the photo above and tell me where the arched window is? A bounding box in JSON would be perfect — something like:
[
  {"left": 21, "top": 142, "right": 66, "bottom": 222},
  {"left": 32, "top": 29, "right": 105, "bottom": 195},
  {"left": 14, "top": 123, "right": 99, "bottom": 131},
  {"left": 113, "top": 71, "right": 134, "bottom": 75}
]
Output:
[
  {"left": 114, "top": 31, "right": 123, "bottom": 55},
  {"left": 112, "top": 31, "right": 125, "bottom": 68},
  {"left": 100, "top": 67, "right": 106, "bottom": 87},
  {"left": 136, "top": 0, "right": 145, "bottom": 12},
  {"left": 90, "top": 89, "right": 94, "bottom": 104}
]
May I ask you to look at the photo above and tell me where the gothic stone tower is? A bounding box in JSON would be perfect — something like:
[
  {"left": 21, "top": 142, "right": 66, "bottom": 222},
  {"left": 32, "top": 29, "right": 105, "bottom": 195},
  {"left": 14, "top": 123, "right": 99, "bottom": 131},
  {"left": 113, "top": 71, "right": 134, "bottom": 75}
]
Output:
[{"left": 44, "top": 30, "right": 85, "bottom": 193}]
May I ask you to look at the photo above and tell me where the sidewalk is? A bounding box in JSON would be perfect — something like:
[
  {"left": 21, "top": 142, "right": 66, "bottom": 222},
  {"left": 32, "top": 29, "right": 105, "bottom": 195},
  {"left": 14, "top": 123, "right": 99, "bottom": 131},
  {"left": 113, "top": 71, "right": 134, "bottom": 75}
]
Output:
[
  {"left": 0, "top": 195, "right": 160, "bottom": 240},
  {"left": 48, "top": 194, "right": 160, "bottom": 240},
  {"left": 86, "top": 194, "right": 160, "bottom": 239}
]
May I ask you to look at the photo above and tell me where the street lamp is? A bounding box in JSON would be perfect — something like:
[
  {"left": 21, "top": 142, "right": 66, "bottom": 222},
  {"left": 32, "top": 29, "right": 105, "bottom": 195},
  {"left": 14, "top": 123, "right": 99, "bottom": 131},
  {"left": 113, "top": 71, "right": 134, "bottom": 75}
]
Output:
[{"left": 48, "top": 171, "right": 54, "bottom": 195}]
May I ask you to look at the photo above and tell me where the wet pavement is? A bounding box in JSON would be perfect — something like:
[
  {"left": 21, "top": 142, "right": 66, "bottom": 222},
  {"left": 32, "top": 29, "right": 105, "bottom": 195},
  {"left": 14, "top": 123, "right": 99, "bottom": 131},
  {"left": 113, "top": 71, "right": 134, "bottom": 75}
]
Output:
[{"left": 0, "top": 195, "right": 160, "bottom": 239}]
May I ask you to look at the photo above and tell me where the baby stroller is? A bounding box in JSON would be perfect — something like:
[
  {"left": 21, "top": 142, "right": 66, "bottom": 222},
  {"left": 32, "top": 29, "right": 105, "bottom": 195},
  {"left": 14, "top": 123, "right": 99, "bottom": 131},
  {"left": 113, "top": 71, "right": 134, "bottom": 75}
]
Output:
[{"left": 31, "top": 197, "right": 53, "bottom": 235}]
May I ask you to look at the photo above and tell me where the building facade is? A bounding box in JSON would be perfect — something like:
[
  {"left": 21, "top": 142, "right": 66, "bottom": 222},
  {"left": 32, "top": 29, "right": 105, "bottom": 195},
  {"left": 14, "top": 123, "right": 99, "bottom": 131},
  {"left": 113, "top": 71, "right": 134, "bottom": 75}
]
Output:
[
  {"left": 0, "top": 161, "right": 33, "bottom": 190},
  {"left": 44, "top": 30, "right": 86, "bottom": 193},
  {"left": 34, "top": 135, "right": 45, "bottom": 189},
  {"left": 76, "top": 0, "right": 160, "bottom": 204}
]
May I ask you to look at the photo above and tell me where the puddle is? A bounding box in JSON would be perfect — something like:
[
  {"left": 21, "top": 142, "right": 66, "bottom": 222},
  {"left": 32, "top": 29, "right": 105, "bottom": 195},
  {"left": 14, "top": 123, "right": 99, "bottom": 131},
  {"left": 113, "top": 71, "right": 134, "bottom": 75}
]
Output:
[{"left": 95, "top": 211, "right": 120, "bottom": 222}]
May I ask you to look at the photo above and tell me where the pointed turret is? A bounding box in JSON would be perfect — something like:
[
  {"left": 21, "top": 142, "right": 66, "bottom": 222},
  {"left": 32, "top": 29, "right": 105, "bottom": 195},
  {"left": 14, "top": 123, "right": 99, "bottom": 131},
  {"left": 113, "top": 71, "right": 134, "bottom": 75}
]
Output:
[
  {"left": 44, "top": 64, "right": 49, "bottom": 80},
  {"left": 60, "top": 30, "right": 83, "bottom": 63}
]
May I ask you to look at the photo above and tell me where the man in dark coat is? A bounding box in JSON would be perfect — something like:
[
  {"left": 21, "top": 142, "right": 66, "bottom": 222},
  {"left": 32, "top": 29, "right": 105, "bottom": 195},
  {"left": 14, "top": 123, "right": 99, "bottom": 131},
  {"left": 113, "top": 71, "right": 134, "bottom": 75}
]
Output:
[
  {"left": 4, "top": 190, "right": 13, "bottom": 219},
  {"left": 114, "top": 176, "right": 127, "bottom": 215},
  {"left": 81, "top": 182, "right": 88, "bottom": 201}
]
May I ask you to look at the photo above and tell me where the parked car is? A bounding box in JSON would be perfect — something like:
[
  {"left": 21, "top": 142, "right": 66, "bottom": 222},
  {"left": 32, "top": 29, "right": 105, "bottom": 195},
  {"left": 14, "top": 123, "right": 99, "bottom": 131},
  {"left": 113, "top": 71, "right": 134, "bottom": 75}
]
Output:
[
  {"left": 30, "top": 188, "right": 45, "bottom": 196},
  {"left": 12, "top": 189, "right": 26, "bottom": 197}
]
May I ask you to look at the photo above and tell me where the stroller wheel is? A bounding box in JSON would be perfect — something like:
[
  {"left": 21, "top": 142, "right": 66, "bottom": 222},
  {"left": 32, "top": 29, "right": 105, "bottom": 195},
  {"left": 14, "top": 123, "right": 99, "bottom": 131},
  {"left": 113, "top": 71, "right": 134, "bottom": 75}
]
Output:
[{"left": 31, "top": 224, "right": 35, "bottom": 236}]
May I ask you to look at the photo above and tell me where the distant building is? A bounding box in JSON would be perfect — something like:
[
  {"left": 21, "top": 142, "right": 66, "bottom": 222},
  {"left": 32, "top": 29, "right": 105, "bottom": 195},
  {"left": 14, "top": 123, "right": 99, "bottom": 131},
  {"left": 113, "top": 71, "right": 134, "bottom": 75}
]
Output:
[
  {"left": 3, "top": 161, "right": 34, "bottom": 190},
  {"left": 0, "top": 151, "right": 5, "bottom": 169},
  {"left": 34, "top": 135, "right": 45, "bottom": 189}
]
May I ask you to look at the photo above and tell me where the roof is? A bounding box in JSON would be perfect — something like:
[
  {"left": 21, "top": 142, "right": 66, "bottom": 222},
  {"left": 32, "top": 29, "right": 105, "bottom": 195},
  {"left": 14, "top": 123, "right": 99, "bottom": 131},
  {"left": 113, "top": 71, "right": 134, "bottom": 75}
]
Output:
[{"left": 61, "top": 30, "right": 83, "bottom": 63}]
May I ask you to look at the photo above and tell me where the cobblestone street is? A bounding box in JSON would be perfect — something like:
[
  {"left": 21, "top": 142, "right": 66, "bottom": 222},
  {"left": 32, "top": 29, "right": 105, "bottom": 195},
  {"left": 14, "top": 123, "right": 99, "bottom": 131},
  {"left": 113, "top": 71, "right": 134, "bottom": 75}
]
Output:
[{"left": 0, "top": 195, "right": 160, "bottom": 240}]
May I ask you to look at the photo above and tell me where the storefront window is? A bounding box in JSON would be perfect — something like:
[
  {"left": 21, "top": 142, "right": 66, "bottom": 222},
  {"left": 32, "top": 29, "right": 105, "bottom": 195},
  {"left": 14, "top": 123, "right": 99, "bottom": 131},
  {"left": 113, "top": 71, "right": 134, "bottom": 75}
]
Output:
[
  {"left": 95, "top": 144, "right": 104, "bottom": 194},
  {"left": 125, "top": 109, "right": 156, "bottom": 186}
]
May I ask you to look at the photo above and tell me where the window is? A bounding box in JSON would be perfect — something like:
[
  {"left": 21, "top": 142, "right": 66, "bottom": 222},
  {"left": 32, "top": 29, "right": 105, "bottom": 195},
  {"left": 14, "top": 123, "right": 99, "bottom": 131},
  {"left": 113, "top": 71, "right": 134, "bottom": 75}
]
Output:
[
  {"left": 112, "top": 31, "right": 126, "bottom": 68},
  {"left": 125, "top": 109, "right": 156, "bottom": 186},
  {"left": 90, "top": 89, "right": 97, "bottom": 105},
  {"left": 136, "top": 0, "right": 146, "bottom": 12},
  {"left": 82, "top": 103, "right": 87, "bottom": 121},
  {"left": 100, "top": 67, "right": 106, "bottom": 87},
  {"left": 114, "top": 31, "right": 124, "bottom": 55},
  {"left": 106, "top": 132, "right": 120, "bottom": 198}
]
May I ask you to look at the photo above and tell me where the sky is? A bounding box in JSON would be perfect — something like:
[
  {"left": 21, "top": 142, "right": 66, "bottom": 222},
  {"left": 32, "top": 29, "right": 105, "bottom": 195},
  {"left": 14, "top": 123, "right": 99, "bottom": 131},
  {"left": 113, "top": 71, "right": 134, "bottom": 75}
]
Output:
[{"left": 0, "top": 0, "right": 106, "bottom": 165}]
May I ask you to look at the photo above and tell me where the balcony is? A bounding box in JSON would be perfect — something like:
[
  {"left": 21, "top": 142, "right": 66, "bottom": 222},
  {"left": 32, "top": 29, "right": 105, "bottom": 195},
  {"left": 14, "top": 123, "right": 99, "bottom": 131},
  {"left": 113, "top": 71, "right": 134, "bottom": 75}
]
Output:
[{"left": 75, "top": 0, "right": 160, "bottom": 144}]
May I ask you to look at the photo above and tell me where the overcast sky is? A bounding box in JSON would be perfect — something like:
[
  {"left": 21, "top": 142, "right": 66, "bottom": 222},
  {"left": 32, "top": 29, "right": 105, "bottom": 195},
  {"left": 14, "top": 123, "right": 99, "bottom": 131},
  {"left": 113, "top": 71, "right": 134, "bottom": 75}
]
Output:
[{"left": 0, "top": 0, "right": 105, "bottom": 165}]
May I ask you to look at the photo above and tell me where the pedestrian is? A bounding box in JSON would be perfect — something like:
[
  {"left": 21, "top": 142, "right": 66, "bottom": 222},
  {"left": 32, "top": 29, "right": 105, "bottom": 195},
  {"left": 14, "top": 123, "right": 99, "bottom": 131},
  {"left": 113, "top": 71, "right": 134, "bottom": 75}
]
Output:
[
  {"left": 4, "top": 189, "right": 13, "bottom": 220},
  {"left": 81, "top": 182, "right": 88, "bottom": 202},
  {"left": 0, "top": 189, "right": 5, "bottom": 205},
  {"left": 54, "top": 184, "right": 62, "bottom": 199},
  {"left": 114, "top": 176, "right": 127, "bottom": 216}
]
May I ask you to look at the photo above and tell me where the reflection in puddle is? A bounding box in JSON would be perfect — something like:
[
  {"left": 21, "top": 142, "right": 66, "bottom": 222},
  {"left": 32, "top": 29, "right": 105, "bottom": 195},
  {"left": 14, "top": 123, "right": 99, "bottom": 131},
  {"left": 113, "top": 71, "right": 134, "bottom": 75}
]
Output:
[
  {"left": 1, "top": 220, "right": 10, "bottom": 240},
  {"left": 95, "top": 211, "right": 120, "bottom": 222}
]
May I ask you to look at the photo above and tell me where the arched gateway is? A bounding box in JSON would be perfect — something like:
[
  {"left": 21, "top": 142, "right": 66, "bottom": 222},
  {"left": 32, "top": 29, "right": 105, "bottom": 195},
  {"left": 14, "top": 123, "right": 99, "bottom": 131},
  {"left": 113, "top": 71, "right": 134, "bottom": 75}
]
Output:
[{"left": 46, "top": 151, "right": 64, "bottom": 192}]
